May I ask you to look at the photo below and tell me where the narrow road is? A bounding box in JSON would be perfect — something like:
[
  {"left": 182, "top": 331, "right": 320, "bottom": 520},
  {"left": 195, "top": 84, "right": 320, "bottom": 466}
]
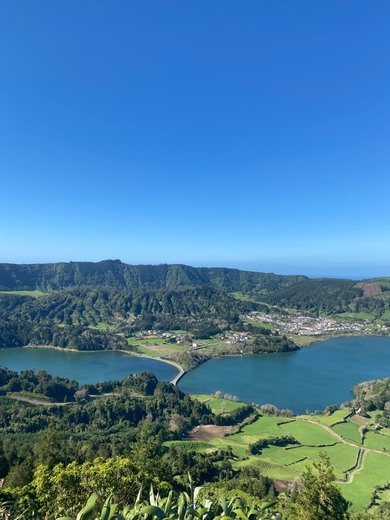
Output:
[
  {"left": 297, "top": 418, "right": 390, "bottom": 484},
  {"left": 8, "top": 395, "right": 70, "bottom": 406}
]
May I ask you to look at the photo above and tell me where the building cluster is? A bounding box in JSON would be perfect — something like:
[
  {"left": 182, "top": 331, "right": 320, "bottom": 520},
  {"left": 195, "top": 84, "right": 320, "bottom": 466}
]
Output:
[{"left": 245, "top": 312, "right": 369, "bottom": 336}]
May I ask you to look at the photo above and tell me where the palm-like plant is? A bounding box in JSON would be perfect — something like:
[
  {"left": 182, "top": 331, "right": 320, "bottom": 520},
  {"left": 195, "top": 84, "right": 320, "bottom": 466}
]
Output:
[{"left": 56, "top": 485, "right": 280, "bottom": 520}]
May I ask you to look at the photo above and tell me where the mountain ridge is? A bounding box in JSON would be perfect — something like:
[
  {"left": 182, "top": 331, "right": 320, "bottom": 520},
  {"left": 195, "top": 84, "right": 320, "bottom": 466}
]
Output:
[{"left": 0, "top": 260, "right": 308, "bottom": 294}]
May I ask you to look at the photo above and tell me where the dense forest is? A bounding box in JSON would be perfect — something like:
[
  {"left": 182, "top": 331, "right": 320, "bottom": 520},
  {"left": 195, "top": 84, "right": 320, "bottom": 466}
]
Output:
[
  {"left": 1, "top": 369, "right": 389, "bottom": 518},
  {"left": 0, "top": 260, "right": 306, "bottom": 294},
  {"left": 1, "top": 261, "right": 389, "bottom": 367},
  {"left": 0, "top": 369, "right": 279, "bottom": 518},
  {"left": 1, "top": 261, "right": 389, "bottom": 320},
  {"left": 1, "top": 263, "right": 390, "bottom": 518},
  {"left": 0, "top": 285, "right": 297, "bottom": 362}
]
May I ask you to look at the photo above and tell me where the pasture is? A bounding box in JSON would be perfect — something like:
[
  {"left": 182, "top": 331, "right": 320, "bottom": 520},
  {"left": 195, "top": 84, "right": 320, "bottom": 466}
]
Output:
[
  {"left": 191, "top": 394, "right": 245, "bottom": 415},
  {"left": 364, "top": 430, "right": 390, "bottom": 451},
  {"left": 339, "top": 452, "right": 390, "bottom": 511},
  {"left": 279, "top": 420, "right": 337, "bottom": 446},
  {"left": 332, "top": 421, "right": 363, "bottom": 444},
  {"left": 297, "top": 409, "right": 351, "bottom": 426},
  {"left": 181, "top": 395, "right": 390, "bottom": 511}
]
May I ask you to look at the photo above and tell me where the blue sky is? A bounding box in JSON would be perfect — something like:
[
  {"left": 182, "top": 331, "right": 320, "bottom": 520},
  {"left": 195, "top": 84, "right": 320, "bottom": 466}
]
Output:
[{"left": 1, "top": 1, "right": 389, "bottom": 278}]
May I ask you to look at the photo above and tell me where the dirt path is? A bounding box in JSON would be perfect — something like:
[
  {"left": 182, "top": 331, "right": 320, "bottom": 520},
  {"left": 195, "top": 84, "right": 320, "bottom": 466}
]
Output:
[
  {"left": 8, "top": 395, "right": 70, "bottom": 406},
  {"left": 298, "top": 418, "right": 390, "bottom": 484},
  {"left": 340, "top": 449, "right": 367, "bottom": 485}
]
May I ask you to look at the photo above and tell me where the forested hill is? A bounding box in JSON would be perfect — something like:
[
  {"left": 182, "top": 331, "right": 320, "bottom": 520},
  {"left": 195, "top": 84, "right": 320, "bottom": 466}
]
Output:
[{"left": 0, "top": 260, "right": 307, "bottom": 294}]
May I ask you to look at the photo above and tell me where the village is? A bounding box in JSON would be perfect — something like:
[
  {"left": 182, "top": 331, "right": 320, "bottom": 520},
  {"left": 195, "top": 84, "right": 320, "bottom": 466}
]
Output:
[
  {"left": 135, "top": 309, "right": 390, "bottom": 352},
  {"left": 244, "top": 310, "right": 387, "bottom": 337}
]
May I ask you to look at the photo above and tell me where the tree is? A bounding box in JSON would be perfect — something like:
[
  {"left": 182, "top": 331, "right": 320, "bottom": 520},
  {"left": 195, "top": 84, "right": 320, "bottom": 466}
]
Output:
[{"left": 283, "top": 452, "right": 349, "bottom": 519}]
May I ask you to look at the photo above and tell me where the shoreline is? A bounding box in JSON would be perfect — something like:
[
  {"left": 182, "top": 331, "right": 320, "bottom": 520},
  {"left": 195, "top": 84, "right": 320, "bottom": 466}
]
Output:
[
  {"left": 22, "top": 344, "right": 187, "bottom": 386},
  {"left": 16, "top": 333, "right": 389, "bottom": 387},
  {"left": 120, "top": 350, "right": 186, "bottom": 385},
  {"left": 24, "top": 344, "right": 80, "bottom": 352},
  {"left": 296, "top": 331, "right": 390, "bottom": 348}
]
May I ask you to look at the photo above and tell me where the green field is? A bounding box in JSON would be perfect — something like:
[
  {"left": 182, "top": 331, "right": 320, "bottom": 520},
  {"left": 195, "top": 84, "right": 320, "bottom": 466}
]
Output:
[
  {"left": 127, "top": 336, "right": 184, "bottom": 357},
  {"left": 235, "top": 457, "right": 300, "bottom": 480},
  {"left": 176, "top": 397, "right": 390, "bottom": 511},
  {"left": 364, "top": 430, "right": 390, "bottom": 451},
  {"left": 164, "top": 440, "right": 214, "bottom": 453},
  {"left": 332, "top": 422, "right": 363, "bottom": 444},
  {"left": 234, "top": 416, "right": 289, "bottom": 444},
  {"left": 339, "top": 452, "right": 390, "bottom": 511},
  {"left": 297, "top": 410, "right": 351, "bottom": 426},
  {"left": 191, "top": 394, "right": 245, "bottom": 414},
  {"left": 279, "top": 421, "right": 337, "bottom": 446},
  {"left": 290, "top": 335, "right": 322, "bottom": 346}
]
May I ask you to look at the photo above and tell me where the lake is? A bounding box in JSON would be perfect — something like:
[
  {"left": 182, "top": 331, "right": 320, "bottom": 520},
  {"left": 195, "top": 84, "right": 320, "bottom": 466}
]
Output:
[
  {"left": 179, "top": 336, "right": 390, "bottom": 413},
  {"left": 1, "top": 337, "right": 389, "bottom": 412},
  {"left": 0, "top": 348, "right": 178, "bottom": 385}
]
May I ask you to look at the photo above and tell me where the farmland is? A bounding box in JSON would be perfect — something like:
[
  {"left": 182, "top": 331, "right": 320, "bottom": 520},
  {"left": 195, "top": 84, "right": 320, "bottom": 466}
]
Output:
[{"left": 179, "top": 394, "right": 390, "bottom": 511}]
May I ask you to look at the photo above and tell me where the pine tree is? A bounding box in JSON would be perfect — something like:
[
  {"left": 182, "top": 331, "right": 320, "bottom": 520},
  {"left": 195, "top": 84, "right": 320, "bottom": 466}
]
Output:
[{"left": 283, "top": 452, "right": 349, "bottom": 519}]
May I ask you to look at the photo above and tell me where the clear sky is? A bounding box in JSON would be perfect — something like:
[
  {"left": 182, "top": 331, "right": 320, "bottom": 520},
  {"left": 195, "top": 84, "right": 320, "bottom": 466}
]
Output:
[{"left": 1, "top": 1, "right": 389, "bottom": 278}]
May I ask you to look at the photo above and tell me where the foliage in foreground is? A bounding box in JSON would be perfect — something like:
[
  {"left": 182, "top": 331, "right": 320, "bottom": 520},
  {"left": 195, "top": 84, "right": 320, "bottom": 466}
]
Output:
[
  {"left": 0, "top": 453, "right": 356, "bottom": 520},
  {"left": 55, "top": 484, "right": 279, "bottom": 520},
  {"left": 280, "top": 452, "right": 349, "bottom": 520}
]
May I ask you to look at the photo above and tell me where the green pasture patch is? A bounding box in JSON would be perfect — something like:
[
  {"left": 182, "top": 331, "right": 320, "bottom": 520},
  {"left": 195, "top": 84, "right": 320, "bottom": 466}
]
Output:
[
  {"left": 289, "top": 335, "right": 319, "bottom": 347},
  {"left": 288, "top": 444, "right": 359, "bottom": 479},
  {"left": 231, "top": 292, "right": 262, "bottom": 304},
  {"left": 334, "top": 312, "right": 374, "bottom": 321},
  {"left": 244, "top": 320, "right": 274, "bottom": 331},
  {"left": 234, "top": 416, "right": 288, "bottom": 444},
  {"left": 202, "top": 338, "right": 224, "bottom": 347},
  {"left": 366, "top": 410, "right": 382, "bottom": 421},
  {"left": 8, "top": 391, "right": 54, "bottom": 404},
  {"left": 279, "top": 421, "right": 337, "bottom": 446},
  {"left": 127, "top": 336, "right": 162, "bottom": 347},
  {"left": 0, "top": 290, "right": 46, "bottom": 298},
  {"left": 89, "top": 322, "right": 111, "bottom": 331},
  {"left": 234, "top": 457, "right": 300, "bottom": 480},
  {"left": 297, "top": 410, "right": 351, "bottom": 427},
  {"left": 164, "top": 440, "right": 214, "bottom": 453},
  {"left": 339, "top": 452, "right": 390, "bottom": 511},
  {"left": 190, "top": 393, "right": 246, "bottom": 414},
  {"left": 253, "top": 443, "right": 358, "bottom": 481},
  {"left": 377, "top": 427, "right": 390, "bottom": 438},
  {"left": 364, "top": 430, "right": 390, "bottom": 452},
  {"left": 257, "top": 445, "right": 307, "bottom": 466},
  {"left": 208, "top": 436, "right": 248, "bottom": 459},
  {"left": 132, "top": 345, "right": 161, "bottom": 358},
  {"left": 332, "top": 422, "right": 362, "bottom": 444},
  {"left": 190, "top": 394, "right": 213, "bottom": 403},
  {"left": 127, "top": 336, "right": 185, "bottom": 357},
  {"left": 204, "top": 397, "right": 246, "bottom": 415}
]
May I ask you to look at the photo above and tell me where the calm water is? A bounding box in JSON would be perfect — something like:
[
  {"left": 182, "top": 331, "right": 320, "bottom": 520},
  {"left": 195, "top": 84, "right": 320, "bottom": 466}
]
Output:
[
  {"left": 0, "top": 348, "right": 178, "bottom": 384},
  {"left": 179, "top": 336, "right": 390, "bottom": 413}
]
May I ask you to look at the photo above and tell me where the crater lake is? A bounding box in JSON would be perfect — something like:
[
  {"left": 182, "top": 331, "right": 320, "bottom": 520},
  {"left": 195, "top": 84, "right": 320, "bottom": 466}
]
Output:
[{"left": 179, "top": 336, "right": 390, "bottom": 413}]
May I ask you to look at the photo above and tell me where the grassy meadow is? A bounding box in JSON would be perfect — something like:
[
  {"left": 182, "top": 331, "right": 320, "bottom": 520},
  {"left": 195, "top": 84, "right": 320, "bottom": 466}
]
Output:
[{"left": 182, "top": 394, "right": 390, "bottom": 512}]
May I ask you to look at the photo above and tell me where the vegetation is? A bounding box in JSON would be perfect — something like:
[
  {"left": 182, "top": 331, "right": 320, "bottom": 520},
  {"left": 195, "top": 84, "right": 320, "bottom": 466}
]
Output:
[
  {"left": 0, "top": 260, "right": 306, "bottom": 294},
  {"left": 281, "top": 452, "right": 349, "bottom": 519},
  {"left": 262, "top": 279, "right": 362, "bottom": 314},
  {"left": 1, "top": 369, "right": 390, "bottom": 516},
  {"left": 1, "top": 262, "right": 390, "bottom": 517}
]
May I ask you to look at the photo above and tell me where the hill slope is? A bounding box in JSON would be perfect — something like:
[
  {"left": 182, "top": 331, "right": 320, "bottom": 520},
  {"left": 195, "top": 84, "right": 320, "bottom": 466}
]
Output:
[{"left": 0, "top": 260, "right": 307, "bottom": 294}]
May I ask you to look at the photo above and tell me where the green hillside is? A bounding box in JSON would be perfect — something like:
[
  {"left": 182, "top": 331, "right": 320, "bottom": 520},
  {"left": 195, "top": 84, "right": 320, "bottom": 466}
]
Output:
[{"left": 0, "top": 260, "right": 307, "bottom": 294}]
